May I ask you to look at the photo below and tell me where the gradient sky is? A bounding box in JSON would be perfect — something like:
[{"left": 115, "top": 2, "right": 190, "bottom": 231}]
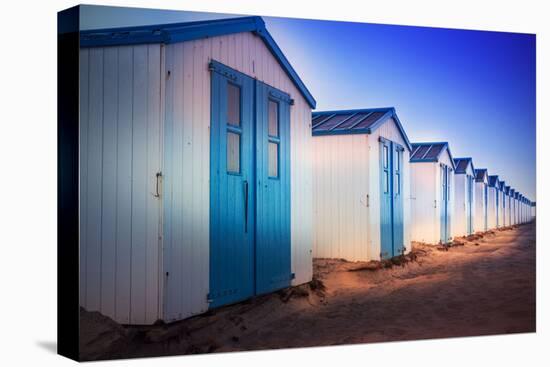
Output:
[{"left": 81, "top": 5, "right": 536, "bottom": 201}]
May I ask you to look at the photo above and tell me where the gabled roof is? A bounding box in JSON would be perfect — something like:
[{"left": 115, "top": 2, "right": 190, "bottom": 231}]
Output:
[
  {"left": 80, "top": 16, "right": 316, "bottom": 108},
  {"left": 504, "top": 186, "right": 511, "bottom": 195},
  {"left": 311, "top": 107, "right": 412, "bottom": 151},
  {"left": 453, "top": 157, "right": 475, "bottom": 175},
  {"left": 488, "top": 175, "right": 500, "bottom": 188},
  {"left": 475, "top": 168, "right": 488, "bottom": 183},
  {"left": 514, "top": 192, "right": 519, "bottom": 199},
  {"left": 509, "top": 188, "right": 515, "bottom": 196},
  {"left": 499, "top": 181, "right": 506, "bottom": 191},
  {"left": 410, "top": 142, "right": 455, "bottom": 169}
]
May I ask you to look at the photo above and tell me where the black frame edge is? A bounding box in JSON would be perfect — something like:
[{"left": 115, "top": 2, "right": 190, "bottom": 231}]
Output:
[{"left": 57, "top": 5, "right": 80, "bottom": 362}]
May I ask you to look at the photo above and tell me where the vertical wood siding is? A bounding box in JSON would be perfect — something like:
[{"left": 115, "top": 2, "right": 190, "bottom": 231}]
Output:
[
  {"left": 411, "top": 163, "right": 438, "bottom": 244},
  {"left": 79, "top": 45, "right": 163, "bottom": 325},
  {"left": 312, "top": 135, "right": 370, "bottom": 261},
  {"left": 163, "top": 33, "right": 312, "bottom": 321}
]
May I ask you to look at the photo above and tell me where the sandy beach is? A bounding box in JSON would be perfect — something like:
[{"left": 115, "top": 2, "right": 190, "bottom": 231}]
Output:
[{"left": 80, "top": 221, "right": 536, "bottom": 361}]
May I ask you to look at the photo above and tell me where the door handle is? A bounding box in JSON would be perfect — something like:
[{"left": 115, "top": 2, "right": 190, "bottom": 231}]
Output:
[
  {"left": 154, "top": 172, "right": 162, "bottom": 198},
  {"left": 244, "top": 180, "right": 249, "bottom": 233}
]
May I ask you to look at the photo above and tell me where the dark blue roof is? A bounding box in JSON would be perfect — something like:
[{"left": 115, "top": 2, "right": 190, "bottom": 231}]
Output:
[
  {"left": 504, "top": 185, "right": 511, "bottom": 194},
  {"left": 311, "top": 107, "right": 412, "bottom": 151},
  {"left": 475, "top": 168, "right": 488, "bottom": 183},
  {"left": 80, "top": 16, "right": 316, "bottom": 108},
  {"left": 488, "top": 175, "right": 499, "bottom": 187},
  {"left": 410, "top": 142, "right": 455, "bottom": 169},
  {"left": 453, "top": 157, "right": 475, "bottom": 175},
  {"left": 499, "top": 181, "right": 506, "bottom": 191}
]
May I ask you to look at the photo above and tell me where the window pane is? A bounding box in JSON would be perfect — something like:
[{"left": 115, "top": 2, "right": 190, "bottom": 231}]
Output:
[
  {"left": 384, "top": 170, "right": 389, "bottom": 193},
  {"left": 383, "top": 145, "right": 388, "bottom": 168},
  {"left": 395, "top": 173, "right": 400, "bottom": 194},
  {"left": 227, "top": 83, "right": 240, "bottom": 126},
  {"left": 227, "top": 132, "right": 240, "bottom": 173},
  {"left": 269, "top": 142, "right": 278, "bottom": 178},
  {"left": 395, "top": 150, "right": 400, "bottom": 171},
  {"left": 269, "top": 100, "right": 279, "bottom": 137}
]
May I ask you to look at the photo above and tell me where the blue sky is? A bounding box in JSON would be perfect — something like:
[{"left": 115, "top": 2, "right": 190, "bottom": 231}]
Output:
[{"left": 81, "top": 5, "right": 536, "bottom": 201}]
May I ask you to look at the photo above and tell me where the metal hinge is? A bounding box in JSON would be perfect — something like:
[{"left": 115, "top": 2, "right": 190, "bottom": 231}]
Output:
[{"left": 206, "top": 293, "right": 213, "bottom": 303}]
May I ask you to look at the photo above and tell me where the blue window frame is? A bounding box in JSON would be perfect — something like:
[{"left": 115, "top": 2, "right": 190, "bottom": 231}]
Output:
[{"left": 268, "top": 99, "right": 280, "bottom": 178}]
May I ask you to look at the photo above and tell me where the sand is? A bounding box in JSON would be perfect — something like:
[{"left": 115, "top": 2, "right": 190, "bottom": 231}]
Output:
[{"left": 79, "top": 221, "right": 536, "bottom": 361}]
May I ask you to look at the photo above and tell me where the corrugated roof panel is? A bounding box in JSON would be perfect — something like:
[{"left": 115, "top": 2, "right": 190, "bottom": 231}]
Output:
[
  {"left": 312, "top": 114, "right": 328, "bottom": 125},
  {"left": 475, "top": 169, "right": 487, "bottom": 182},
  {"left": 352, "top": 111, "right": 386, "bottom": 130},
  {"left": 411, "top": 145, "right": 430, "bottom": 160},
  {"left": 314, "top": 114, "right": 351, "bottom": 131},
  {"left": 423, "top": 144, "right": 445, "bottom": 159},
  {"left": 454, "top": 159, "right": 469, "bottom": 173},
  {"left": 333, "top": 112, "right": 371, "bottom": 130}
]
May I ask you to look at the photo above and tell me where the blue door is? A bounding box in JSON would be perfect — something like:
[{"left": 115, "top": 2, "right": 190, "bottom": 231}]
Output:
[
  {"left": 255, "top": 81, "right": 292, "bottom": 295},
  {"left": 209, "top": 61, "right": 255, "bottom": 308},
  {"left": 440, "top": 164, "right": 451, "bottom": 243},
  {"left": 209, "top": 61, "right": 292, "bottom": 308},
  {"left": 392, "top": 144, "right": 405, "bottom": 256},
  {"left": 379, "top": 138, "right": 404, "bottom": 259}
]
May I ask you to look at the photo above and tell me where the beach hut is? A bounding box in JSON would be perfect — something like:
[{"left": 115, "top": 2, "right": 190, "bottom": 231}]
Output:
[
  {"left": 514, "top": 191, "right": 521, "bottom": 224},
  {"left": 487, "top": 175, "right": 500, "bottom": 229},
  {"left": 474, "top": 168, "right": 489, "bottom": 232},
  {"left": 79, "top": 16, "right": 316, "bottom": 324},
  {"left": 311, "top": 108, "right": 412, "bottom": 261},
  {"left": 504, "top": 186, "right": 512, "bottom": 227},
  {"left": 531, "top": 201, "right": 536, "bottom": 221},
  {"left": 452, "top": 158, "right": 476, "bottom": 237},
  {"left": 509, "top": 188, "right": 516, "bottom": 225},
  {"left": 498, "top": 181, "right": 507, "bottom": 227},
  {"left": 410, "top": 142, "right": 456, "bottom": 244}
]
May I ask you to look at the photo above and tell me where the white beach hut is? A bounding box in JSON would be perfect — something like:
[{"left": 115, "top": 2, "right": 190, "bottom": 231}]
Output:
[
  {"left": 410, "top": 142, "right": 456, "bottom": 244},
  {"left": 79, "top": 16, "right": 316, "bottom": 325},
  {"left": 509, "top": 188, "right": 516, "bottom": 225},
  {"left": 487, "top": 175, "right": 500, "bottom": 229},
  {"left": 311, "top": 108, "right": 412, "bottom": 261},
  {"left": 452, "top": 158, "right": 476, "bottom": 237},
  {"left": 504, "top": 186, "right": 513, "bottom": 226},
  {"left": 498, "top": 181, "right": 507, "bottom": 227},
  {"left": 474, "top": 168, "right": 489, "bottom": 232}
]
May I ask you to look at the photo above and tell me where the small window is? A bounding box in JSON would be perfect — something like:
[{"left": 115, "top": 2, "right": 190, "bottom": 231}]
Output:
[
  {"left": 268, "top": 100, "right": 279, "bottom": 137},
  {"left": 383, "top": 145, "right": 388, "bottom": 168},
  {"left": 269, "top": 142, "right": 279, "bottom": 178},
  {"left": 384, "top": 170, "right": 389, "bottom": 193},
  {"left": 227, "top": 83, "right": 241, "bottom": 126},
  {"left": 395, "top": 150, "right": 400, "bottom": 171},
  {"left": 395, "top": 173, "right": 400, "bottom": 195},
  {"left": 227, "top": 132, "right": 240, "bottom": 173}
]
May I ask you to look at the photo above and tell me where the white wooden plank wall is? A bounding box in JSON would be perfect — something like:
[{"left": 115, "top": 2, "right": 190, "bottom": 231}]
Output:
[
  {"left": 410, "top": 163, "right": 438, "bottom": 244},
  {"left": 79, "top": 44, "right": 163, "bottom": 325},
  {"left": 312, "top": 135, "right": 370, "bottom": 261}
]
